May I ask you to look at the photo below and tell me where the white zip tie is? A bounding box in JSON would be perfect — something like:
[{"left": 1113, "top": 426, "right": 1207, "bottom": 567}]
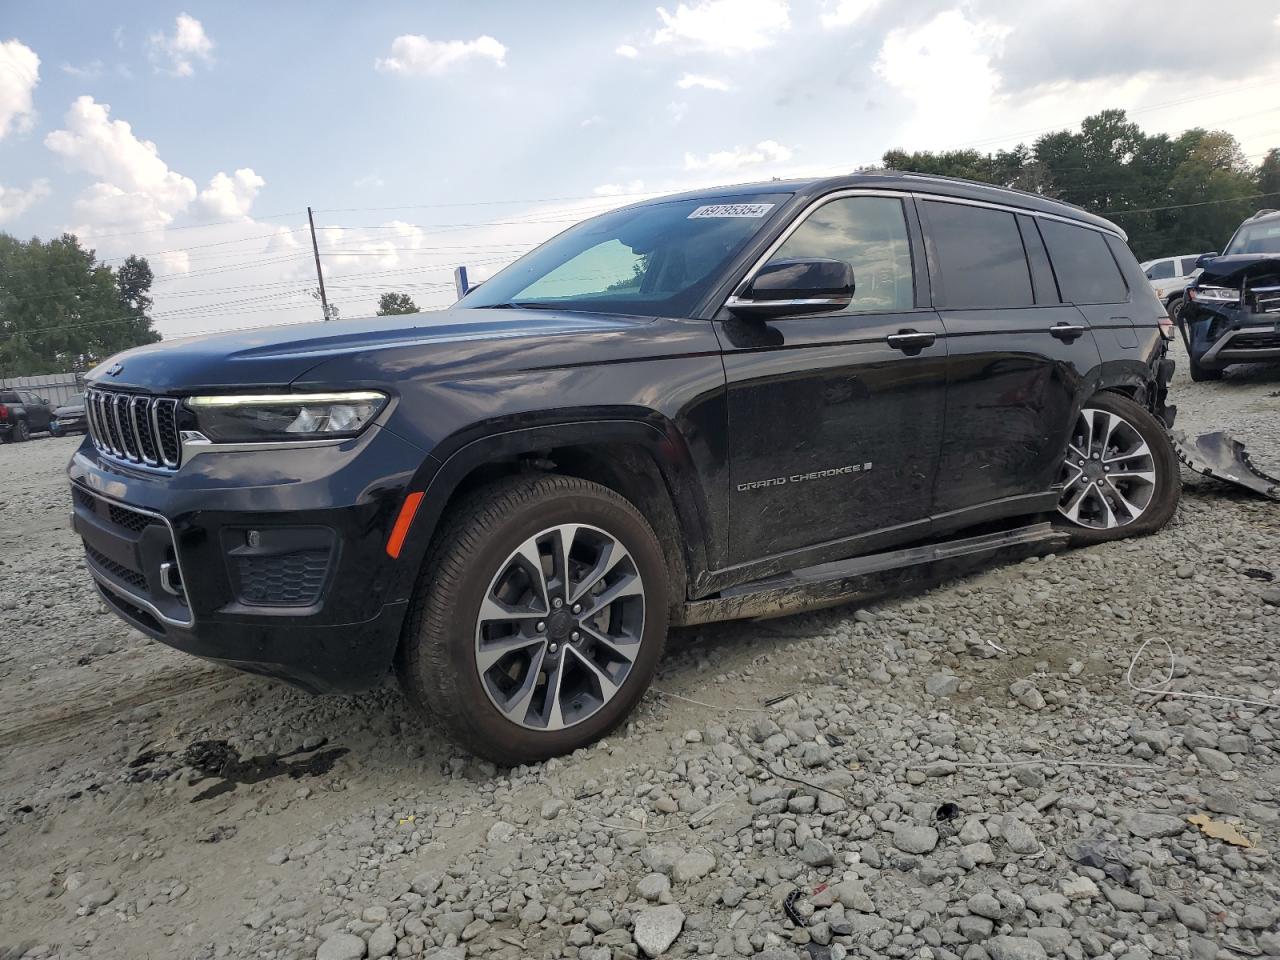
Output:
[{"left": 1126, "top": 637, "right": 1279, "bottom": 710}]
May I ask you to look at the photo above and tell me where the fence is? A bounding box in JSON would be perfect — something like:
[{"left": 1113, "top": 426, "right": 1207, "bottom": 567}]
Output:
[{"left": 0, "top": 372, "right": 86, "bottom": 407}]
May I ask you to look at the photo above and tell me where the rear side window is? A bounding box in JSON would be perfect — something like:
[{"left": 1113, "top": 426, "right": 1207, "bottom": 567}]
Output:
[
  {"left": 1178, "top": 257, "right": 1199, "bottom": 276},
  {"left": 923, "top": 200, "right": 1033, "bottom": 309},
  {"left": 1039, "top": 219, "right": 1128, "bottom": 304},
  {"left": 766, "top": 195, "right": 914, "bottom": 313}
]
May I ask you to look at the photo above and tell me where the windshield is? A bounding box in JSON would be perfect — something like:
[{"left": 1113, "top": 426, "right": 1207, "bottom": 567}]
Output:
[
  {"left": 1226, "top": 219, "right": 1280, "bottom": 255},
  {"left": 462, "top": 193, "right": 791, "bottom": 317}
]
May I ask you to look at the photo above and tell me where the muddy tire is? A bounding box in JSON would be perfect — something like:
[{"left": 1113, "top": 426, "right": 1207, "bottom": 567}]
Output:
[
  {"left": 11, "top": 420, "right": 30, "bottom": 443},
  {"left": 1053, "top": 392, "right": 1180, "bottom": 546},
  {"left": 396, "top": 474, "right": 669, "bottom": 766}
]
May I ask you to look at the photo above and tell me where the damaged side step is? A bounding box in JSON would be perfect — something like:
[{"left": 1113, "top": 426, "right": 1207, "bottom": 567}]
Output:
[{"left": 675, "top": 522, "right": 1069, "bottom": 627}]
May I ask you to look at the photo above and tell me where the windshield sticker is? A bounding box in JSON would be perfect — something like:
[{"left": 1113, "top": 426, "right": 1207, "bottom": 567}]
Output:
[{"left": 688, "top": 203, "right": 775, "bottom": 219}]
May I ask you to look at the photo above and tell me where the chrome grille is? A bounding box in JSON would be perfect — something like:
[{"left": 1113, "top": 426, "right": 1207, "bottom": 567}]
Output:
[{"left": 85, "top": 388, "right": 182, "bottom": 469}]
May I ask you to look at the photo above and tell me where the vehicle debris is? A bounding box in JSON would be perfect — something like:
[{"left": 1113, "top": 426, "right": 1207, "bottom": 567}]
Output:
[
  {"left": 1169, "top": 430, "right": 1280, "bottom": 500},
  {"left": 1186, "top": 813, "right": 1254, "bottom": 848}
]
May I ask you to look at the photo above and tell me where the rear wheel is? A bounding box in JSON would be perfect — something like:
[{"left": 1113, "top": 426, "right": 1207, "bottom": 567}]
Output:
[
  {"left": 11, "top": 420, "right": 29, "bottom": 443},
  {"left": 1054, "top": 393, "right": 1179, "bottom": 545},
  {"left": 396, "top": 474, "right": 669, "bottom": 765}
]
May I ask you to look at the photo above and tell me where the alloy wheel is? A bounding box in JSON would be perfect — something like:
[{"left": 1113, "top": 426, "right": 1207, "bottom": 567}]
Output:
[
  {"left": 1057, "top": 406, "right": 1157, "bottom": 529},
  {"left": 474, "top": 523, "right": 646, "bottom": 731}
]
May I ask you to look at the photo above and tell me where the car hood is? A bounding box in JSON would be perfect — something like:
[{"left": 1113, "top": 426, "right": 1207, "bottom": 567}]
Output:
[
  {"left": 86, "top": 307, "right": 651, "bottom": 393},
  {"left": 1195, "top": 254, "right": 1280, "bottom": 287},
  {"left": 54, "top": 404, "right": 85, "bottom": 416}
]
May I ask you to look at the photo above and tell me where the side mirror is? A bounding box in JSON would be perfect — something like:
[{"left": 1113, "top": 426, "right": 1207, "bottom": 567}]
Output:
[
  {"left": 1195, "top": 252, "right": 1220, "bottom": 269},
  {"left": 728, "top": 258, "right": 854, "bottom": 318}
]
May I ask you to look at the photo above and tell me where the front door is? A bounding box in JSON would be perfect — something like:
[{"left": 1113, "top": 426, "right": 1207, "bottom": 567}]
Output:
[
  {"left": 918, "top": 201, "right": 1102, "bottom": 522},
  {"left": 716, "top": 193, "right": 947, "bottom": 566}
]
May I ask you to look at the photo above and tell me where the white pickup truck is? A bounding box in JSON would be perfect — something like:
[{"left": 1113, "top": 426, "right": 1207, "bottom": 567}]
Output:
[{"left": 1140, "top": 253, "right": 1206, "bottom": 323}]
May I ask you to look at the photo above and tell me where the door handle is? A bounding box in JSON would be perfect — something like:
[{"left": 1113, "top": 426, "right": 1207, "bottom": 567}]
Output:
[
  {"left": 1049, "top": 323, "right": 1087, "bottom": 342},
  {"left": 886, "top": 330, "right": 937, "bottom": 353}
]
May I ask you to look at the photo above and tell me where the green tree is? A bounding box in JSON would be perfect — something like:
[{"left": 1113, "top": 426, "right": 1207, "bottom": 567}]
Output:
[
  {"left": 0, "top": 233, "right": 159, "bottom": 377},
  {"left": 376, "top": 292, "right": 419, "bottom": 316}
]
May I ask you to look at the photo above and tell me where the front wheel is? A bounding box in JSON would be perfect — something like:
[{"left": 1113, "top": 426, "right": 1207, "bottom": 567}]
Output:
[
  {"left": 1054, "top": 393, "right": 1180, "bottom": 545},
  {"left": 397, "top": 474, "right": 669, "bottom": 765}
]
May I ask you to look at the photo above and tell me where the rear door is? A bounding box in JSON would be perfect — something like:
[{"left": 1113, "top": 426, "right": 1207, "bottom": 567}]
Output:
[
  {"left": 717, "top": 191, "right": 947, "bottom": 566},
  {"left": 1037, "top": 218, "right": 1137, "bottom": 354},
  {"left": 919, "top": 199, "right": 1102, "bottom": 523}
]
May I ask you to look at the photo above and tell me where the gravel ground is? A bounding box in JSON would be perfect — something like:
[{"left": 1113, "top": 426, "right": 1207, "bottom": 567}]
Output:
[{"left": 1, "top": 340, "right": 1278, "bottom": 960}]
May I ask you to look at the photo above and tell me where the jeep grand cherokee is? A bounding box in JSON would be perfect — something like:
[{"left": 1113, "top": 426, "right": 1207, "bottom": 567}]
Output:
[{"left": 69, "top": 173, "right": 1179, "bottom": 764}]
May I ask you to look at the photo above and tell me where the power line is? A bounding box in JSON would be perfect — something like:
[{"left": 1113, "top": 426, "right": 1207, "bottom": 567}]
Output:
[{"left": 1102, "top": 191, "right": 1280, "bottom": 216}]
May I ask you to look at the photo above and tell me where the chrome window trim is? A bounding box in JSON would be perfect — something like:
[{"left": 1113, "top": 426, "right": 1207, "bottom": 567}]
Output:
[{"left": 72, "top": 480, "right": 194, "bottom": 628}]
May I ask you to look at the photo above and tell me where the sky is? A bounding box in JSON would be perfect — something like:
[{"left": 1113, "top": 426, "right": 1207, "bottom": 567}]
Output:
[{"left": 2, "top": 0, "right": 1280, "bottom": 339}]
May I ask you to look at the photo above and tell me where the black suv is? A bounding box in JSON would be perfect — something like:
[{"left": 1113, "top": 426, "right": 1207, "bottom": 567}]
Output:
[
  {"left": 69, "top": 173, "right": 1179, "bottom": 763},
  {"left": 1180, "top": 208, "right": 1280, "bottom": 380}
]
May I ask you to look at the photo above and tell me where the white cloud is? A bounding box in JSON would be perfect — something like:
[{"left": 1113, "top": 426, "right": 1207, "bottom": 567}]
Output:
[
  {"left": 677, "top": 73, "right": 731, "bottom": 91},
  {"left": 593, "top": 179, "right": 646, "bottom": 196},
  {"left": 684, "top": 138, "right": 792, "bottom": 171},
  {"left": 875, "top": 10, "right": 1009, "bottom": 146},
  {"left": 616, "top": 44, "right": 639, "bottom": 58},
  {"left": 45, "top": 96, "right": 198, "bottom": 233},
  {"left": 375, "top": 34, "right": 507, "bottom": 75},
  {"left": 0, "top": 178, "right": 51, "bottom": 223},
  {"left": 654, "top": 0, "right": 790, "bottom": 53},
  {"left": 820, "top": 0, "right": 880, "bottom": 28},
  {"left": 61, "top": 60, "right": 104, "bottom": 79},
  {"left": 0, "top": 40, "right": 40, "bottom": 140},
  {"left": 148, "top": 13, "right": 214, "bottom": 77},
  {"left": 198, "top": 168, "right": 265, "bottom": 219}
]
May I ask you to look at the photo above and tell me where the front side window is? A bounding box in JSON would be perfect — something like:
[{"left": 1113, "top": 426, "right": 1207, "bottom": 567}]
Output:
[
  {"left": 463, "top": 193, "right": 790, "bottom": 318},
  {"left": 923, "top": 200, "right": 1034, "bottom": 309},
  {"left": 1225, "top": 220, "right": 1280, "bottom": 255},
  {"left": 1145, "top": 259, "right": 1174, "bottom": 281},
  {"left": 1039, "top": 219, "right": 1128, "bottom": 304},
  {"left": 762, "top": 195, "right": 914, "bottom": 312}
]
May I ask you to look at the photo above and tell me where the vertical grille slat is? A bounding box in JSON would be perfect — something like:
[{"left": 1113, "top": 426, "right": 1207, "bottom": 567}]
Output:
[{"left": 86, "top": 387, "right": 181, "bottom": 470}]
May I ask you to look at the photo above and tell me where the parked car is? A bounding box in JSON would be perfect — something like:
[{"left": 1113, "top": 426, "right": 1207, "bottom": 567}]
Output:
[
  {"left": 68, "top": 173, "right": 1180, "bottom": 764},
  {"left": 50, "top": 393, "right": 88, "bottom": 437},
  {"left": 0, "top": 390, "right": 53, "bottom": 443},
  {"left": 1140, "top": 253, "right": 1204, "bottom": 323},
  {"left": 1180, "top": 209, "right": 1280, "bottom": 380}
]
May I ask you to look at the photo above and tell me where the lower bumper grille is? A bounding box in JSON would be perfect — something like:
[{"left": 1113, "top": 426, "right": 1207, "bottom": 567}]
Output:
[{"left": 1232, "top": 331, "right": 1280, "bottom": 350}]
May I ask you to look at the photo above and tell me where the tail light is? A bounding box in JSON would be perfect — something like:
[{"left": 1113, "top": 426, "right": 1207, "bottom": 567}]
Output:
[
  {"left": 0, "top": 404, "right": 8, "bottom": 419},
  {"left": 1157, "top": 315, "right": 1176, "bottom": 340}
]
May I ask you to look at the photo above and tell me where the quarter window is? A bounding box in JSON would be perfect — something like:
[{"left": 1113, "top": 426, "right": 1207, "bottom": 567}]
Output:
[
  {"left": 1039, "top": 220, "right": 1128, "bottom": 304},
  {"left": 764, "top": 196, "right": 914, "bottom": 312},
  {"left": 923, "top": 201, "right": 1034, "bottom": 309}
]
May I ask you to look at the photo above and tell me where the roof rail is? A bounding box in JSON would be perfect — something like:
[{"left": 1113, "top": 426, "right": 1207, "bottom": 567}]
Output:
[{"left": 1248, "top": 208, "right": 1278, "bottom": 220}]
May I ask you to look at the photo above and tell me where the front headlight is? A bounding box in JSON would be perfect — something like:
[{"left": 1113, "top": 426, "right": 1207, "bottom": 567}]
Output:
[
  {"left": 1191, "top": 285, "right": 1240, "bottom": 303},
  {"left": 184, "top": 391, "right": 387, "bottom": 443}
]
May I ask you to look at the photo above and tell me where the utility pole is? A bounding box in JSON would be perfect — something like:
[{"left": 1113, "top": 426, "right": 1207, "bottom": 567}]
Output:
[{"left": 307, "top": 206, "right": 332, "bottom": 321}]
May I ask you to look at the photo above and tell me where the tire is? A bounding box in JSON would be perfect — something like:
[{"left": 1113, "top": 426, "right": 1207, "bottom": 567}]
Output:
[
  {"left": 396, "top": 474, "right": 670, "bottom": 765},
  {"left": 1188, "top": 352, "right": 1224, "bottom": 382},
  {"left": 1166, "top": 296, "right": 1184, "bottom": 326},
  {"left": 1054, "top": 392, "right": 1180, "bottom": 546},
  {"left": 11, "top": 420, "right": 29, "bottom": 443}
]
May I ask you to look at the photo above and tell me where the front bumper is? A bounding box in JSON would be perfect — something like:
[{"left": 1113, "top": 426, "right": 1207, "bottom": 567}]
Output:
[
  {"left": 68, "top": 424, "right": 432, "bottom": 694},
  {"left": 52, "top": 415, "right": 87, "bottom": 434},
  {"left": 1184, "top": 300, "right": 1280, "bottom": 370}
]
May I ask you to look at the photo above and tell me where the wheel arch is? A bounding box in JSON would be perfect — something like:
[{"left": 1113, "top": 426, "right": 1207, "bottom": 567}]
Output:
[{"left": 389, "top": 416, "right": 708, "bottom": 611}]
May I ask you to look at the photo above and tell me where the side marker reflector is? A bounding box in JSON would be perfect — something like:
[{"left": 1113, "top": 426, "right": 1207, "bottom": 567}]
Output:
[{"left": 386, "top": 491, "right": 424, "bottom": 559}]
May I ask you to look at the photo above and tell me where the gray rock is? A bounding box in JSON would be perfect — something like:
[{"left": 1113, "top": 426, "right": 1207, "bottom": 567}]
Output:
[
  {"left": 1174, "top": 902, "right": 1208, "bottom": 932},
  {"left": 1193, "top": 746, "right": 1233, "bottom": 772},
  {"left": 672, "top": 848, "right": 715, "bottom": 882},
  {"left": 1125, "top": 812, "right": 1187, "bottom": 839},
  {"left": 1103, "top": 885, "right": 1145, "bottom": 913},
  {"left": 316, "top": 934, "right": 366, "bottom": 960},
  {"left": 1028, "top": 927, "right": 1072, "bottom": 955},
  {"left": 76, "top": 881, "right": 116, "bottom": 909},
  {"left": 634, "top": 904, "right": 685, "bottom": 957},
  {"left": 1001, "top": 816, "right": 1039, "bottom": 854},
  {"left": 1009, "top": 679, "right": 1046, "bottom": 710},
  {"left": 798, "top": 839, "right": 835, "bottom": 867},
  {"left": 893, "top": 823, "right": 938, "bottom": 854},
  {"left": 926, "top": 673, "right": 961, "bottom": 697},
  {"left": 1061, "top": 876, "right": 1098, "bottom": 900},
  {"left": 432, "top": 910, "right": 474, "bottom": 937},
  {"left": 986, "top": 936, "right": 1048, "bottom": 960},
  {"left": 641, "top": 843, "right": 683, "bottom": 876},
  {"left": 366, "top": 926, "right": 396, "bottom": 960},
  {"left": 540, "top": 797, "right": 567, "bottom": 820},
  {"left": 637, "top": 873, "right": 671, "bottom": 901}
]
